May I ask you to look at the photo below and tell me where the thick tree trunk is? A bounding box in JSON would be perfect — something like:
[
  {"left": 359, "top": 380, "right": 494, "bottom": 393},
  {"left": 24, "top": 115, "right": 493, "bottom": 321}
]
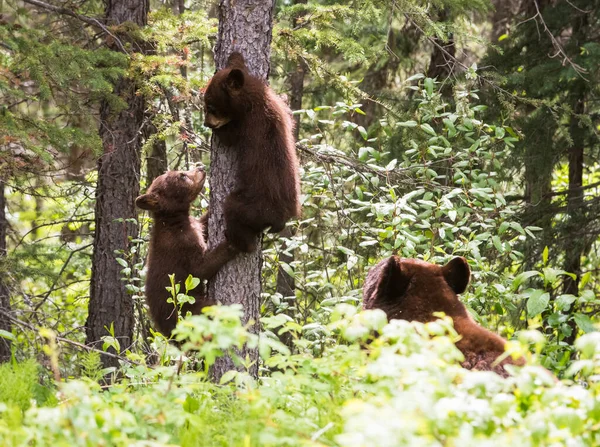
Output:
[
  {"left": 86, "top": 0, "right": 149, "bottom": 370},
  {"left": 208, "top": 0, "right": 275, "bottom": 382},
  {"left": 0, "top": 180, "right": 11, "bottom": 362}
]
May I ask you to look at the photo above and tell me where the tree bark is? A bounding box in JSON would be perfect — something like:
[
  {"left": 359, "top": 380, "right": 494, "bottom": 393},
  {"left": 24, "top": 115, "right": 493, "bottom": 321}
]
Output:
[
  {"left": 426, "top": 8, "right": 455, "bottom": 85},
  {"left": 143, "top": 119, "right": 168, "bottom": 184},
  {"left": 208, "top": 0, "right": 275, "bottom": 382},
  {"left": 0, "top": 180, "right": 11, "bottom": 362},
  {"left": 86, "top": 0, "right": 149, "bottom": 370}
]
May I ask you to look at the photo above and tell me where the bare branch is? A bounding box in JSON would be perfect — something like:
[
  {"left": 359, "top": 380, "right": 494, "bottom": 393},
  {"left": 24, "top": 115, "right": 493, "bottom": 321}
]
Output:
[{"left": 532, "top": 0, "right": 588, "bottom": 78}]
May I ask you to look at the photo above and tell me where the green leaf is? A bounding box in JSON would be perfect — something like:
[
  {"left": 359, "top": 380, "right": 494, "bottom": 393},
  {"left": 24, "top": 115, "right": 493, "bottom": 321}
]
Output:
[
  {"left": 406, "top": 73, "right": 425, "bottom": 82},
  {"left": 556, "top": 294, "right": 577, "bottom": 312},
  {"left": 574, "top": 313, "right": 596, "bottom": 333},
  {"left": 385, "top": 159, "right": 397, "bottom": 171},
  {"left": 542, "top": 246, "right": 549, "bottom": 265},
  {"left": 512, "top": 271, "right": 541, "bottom": 291},
  {"left": 527, "top": 290, "right": 550, "bottom": 317},
  {"left": 185, "top": 275, "right": 201, "bottom": 292},
  {"left": 424, "top": 77, "right": 434, "bottom": 96},
  {"left": 358, "top": 147, "right": 370, "bottom": 160},
  {"left": 420, "top": 123, "right": 436, "bottom": 136},
  {"left": 0, "top": 329, "right": 15, "bottom": 341},
  {"left": 115, "top": 258, "right": 128, "bottom": 268},
  {"left": 492, "top": 236, "right": 503, "bottom": 252},
  {"left": 219, "top": 370, "right": 237, "bottom": 385},
  {"left": 358, "top": 126, "right": 368, "bottom": 140},
  {"left": 397, "top": 120, "right": 418, "bottom": 128}
]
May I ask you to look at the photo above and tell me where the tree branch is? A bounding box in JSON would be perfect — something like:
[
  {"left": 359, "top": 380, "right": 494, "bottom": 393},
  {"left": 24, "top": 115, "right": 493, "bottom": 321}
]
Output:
[{"left": 22, "top": 0, "right": 128, "bottom": 53}]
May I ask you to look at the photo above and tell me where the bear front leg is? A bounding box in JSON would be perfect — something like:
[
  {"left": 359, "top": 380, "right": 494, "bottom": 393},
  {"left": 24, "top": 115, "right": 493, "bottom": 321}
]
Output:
[{"left": 190, "top": 240, "right": 238, "bottom": 280}]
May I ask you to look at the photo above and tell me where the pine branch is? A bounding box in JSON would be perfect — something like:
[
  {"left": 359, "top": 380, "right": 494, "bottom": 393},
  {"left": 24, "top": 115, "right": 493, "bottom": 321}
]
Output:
[{"left": 22, "top": 0, "right": 127, "bottom": 53}]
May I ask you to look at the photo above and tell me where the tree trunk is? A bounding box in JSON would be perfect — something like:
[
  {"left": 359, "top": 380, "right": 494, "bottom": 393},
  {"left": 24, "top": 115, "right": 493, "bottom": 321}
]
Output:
[
  {"left": 208, "top": 0, "right": 275, "bottom": 382},
  {"left": 426, "top": 8, "right": 455, "bottom": 85},
  {"left": 144, "top": 119, "right": 168, "bottom": 184},
  {"left": 561, "top": 10, "right": 588, "bottom": 345},
  {"left": 275, "top": 0, "right": 306, "bottom": 340},
  {"left": 86, "top": 0, "right": 149, "bottom": 370},
  {"left": 562, "top": 89, "right": 586, "bottom": 345},
  {"left": 0, "top": 180, "right": 11, "bottom": 362}
]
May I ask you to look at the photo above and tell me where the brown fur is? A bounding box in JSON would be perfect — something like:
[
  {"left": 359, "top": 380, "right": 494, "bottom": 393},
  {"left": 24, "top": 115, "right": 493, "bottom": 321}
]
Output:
[
  {"left": 203, "top": 52, "right": 301, "bottom": 252},
  {"left": 363, "top": 256, "right": 524, "bottom": 377},
  {"left": 136, "top": 168, "right": 236, "bottom": 337}
]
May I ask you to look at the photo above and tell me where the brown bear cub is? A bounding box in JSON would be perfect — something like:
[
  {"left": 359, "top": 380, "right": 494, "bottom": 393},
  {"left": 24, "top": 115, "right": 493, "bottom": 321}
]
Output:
[
  {"left": 363, "top": 256, "right": 524, "bottom": 377},
  {"left": 203, "top": 52, "right": 301, "bottom": 253},
  {"left": 136, "top": 167, "right": 236, "bottom": 337}
]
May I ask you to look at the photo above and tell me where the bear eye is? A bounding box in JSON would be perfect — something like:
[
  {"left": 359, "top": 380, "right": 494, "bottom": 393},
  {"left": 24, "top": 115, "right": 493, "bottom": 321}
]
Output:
[
  {"left": 179, "top": 173, "right": 188, "bottom": 181},
  {"left": 206, "top": 104, "right": 216, "bottom": 114}
]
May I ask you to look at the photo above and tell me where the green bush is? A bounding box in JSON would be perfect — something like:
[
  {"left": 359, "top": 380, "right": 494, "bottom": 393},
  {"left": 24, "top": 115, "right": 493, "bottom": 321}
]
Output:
[{"left": 2, "top": 307, "right": 600, "bottom": 446}]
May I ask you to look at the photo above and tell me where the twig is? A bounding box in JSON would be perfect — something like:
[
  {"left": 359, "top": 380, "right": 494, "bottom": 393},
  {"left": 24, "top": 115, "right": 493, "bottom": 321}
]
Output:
[
  {"left": 0, "top": 310, "right": 140, "bottom": 365},
  {"left": 34, "top": 243, "right": 93, "bottom": 311},
  {"left": 532, "top": 0, "right": 587, "bottom": 78},
  {"left": 22, "top": 0, "right": 128, "bottom": 53}
]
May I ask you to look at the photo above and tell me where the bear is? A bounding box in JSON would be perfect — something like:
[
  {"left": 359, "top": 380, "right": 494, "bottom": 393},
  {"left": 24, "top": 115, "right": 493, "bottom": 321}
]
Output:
[
  {"left": 202, "top": 52, "right": 301, "bottom": 253},
  {"left": 136, "top": 167, "right": 237, "bottom": 337},
  {"left": 363, "top": 256, "right": 524, "bottom": 377}
]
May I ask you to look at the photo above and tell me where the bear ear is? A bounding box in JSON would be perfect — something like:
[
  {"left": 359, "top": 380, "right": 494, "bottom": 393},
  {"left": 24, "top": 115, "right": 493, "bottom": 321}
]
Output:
[
  {"left": 225, "top": 69, "right": 244, "bottom": 93},
  {"left": 365, "top": 256, "right": 411, "bottom": 306},
  {"left": 226, "top": 52, "right": 247, "bottom": 70},
  {"left": 135, "top": 193, "right": 159, "bottom": 211},
  {"left": 442, "top": 257, "right": 470, "bottom": 294}
]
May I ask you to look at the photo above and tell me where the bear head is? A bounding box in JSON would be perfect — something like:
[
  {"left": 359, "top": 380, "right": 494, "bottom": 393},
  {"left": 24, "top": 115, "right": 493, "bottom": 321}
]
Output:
[
  {"left": 203, "top": 52, "right": 253, "bottom": 130},
  {"left": 363, "top": 256, "right": 471, "bottom": 323},
  {"left": 136, "top": 167, "right": 206, "bottom": 215}
]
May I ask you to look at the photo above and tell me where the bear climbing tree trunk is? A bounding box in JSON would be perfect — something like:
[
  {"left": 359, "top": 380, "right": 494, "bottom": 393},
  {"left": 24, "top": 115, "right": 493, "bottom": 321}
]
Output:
[
  {"left": 208, "top": 0, "right": 276, "bottom": 381},
  {"left": 86, "top": 0, "right": 149, "bottom": 370},
  {"left": 0, "top": 180, "right": 12, "bottom": 362}
]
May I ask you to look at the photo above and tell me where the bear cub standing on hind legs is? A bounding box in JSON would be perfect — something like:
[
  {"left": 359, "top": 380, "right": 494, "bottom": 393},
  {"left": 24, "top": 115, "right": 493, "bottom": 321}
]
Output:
[
  {"left": 136, "top": 167, "right": 237, "bottom": 337},
  {"left": 363, "top": 256, "right": 524, "bottom": 377},
  {"left": 203, "top": 52, "right": 301, "bottom": 253}
]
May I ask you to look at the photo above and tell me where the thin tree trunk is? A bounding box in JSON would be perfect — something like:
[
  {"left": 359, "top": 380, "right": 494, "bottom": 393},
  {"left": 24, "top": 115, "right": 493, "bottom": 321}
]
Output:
[
  {"left": 275, "top": 0, "right": 306, "bottom": 340},
  {"left": 0, "top": 180, "right": 11, "bottom": 362},
  {"left": 86, "top": 0, "right": 149, "bottom": 370},
  {"left": 560, "top": 10, "right": 588, "bottom": 345},
  {"left": 144, "top": 119, "right": 168, "bottom": 184},
  {"left": 426, "top": 8, "right": 455, "bottom": 85},
  {"left": 562, "top": 88, "right": 585, "bottom": 345},
  {"left": 208, "top": 0, "right": 275, "bottom": 382}
]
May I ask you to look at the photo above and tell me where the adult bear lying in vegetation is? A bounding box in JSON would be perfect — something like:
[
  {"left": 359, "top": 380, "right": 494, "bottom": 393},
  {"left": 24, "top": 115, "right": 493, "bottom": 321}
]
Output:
[
  {"left": 363, "top": 256, "right": 524, "bottom": 377},
  {"left": 136, "top": 167, "right": 236, "bottom": 337}
]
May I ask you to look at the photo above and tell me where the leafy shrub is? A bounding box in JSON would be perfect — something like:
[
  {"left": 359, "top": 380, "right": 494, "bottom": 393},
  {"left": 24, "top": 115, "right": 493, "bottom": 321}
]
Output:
[{"left": 3, "top": 307, "right": 600, "bottom": 446}]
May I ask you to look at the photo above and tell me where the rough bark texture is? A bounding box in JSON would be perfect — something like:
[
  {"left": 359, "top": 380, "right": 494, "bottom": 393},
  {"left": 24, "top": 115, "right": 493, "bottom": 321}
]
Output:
[
  {"left": 86, "top": 0, "right": 149, "bottom": 370},
  {"left": 208, "top": 0, "right": 275, "bottom": 381},
  {"left": 0, "top": 181, "right": 11, "bottom": 362},
  {"left": 144, "top": 120, "right": 168, "bottom": 184}
]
